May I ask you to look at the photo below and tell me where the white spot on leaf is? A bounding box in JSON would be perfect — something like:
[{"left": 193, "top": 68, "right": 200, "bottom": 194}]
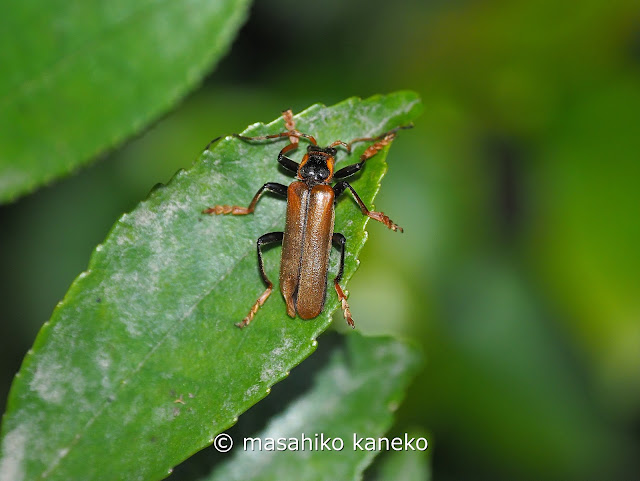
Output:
[{"left": 0, "top": 425, "right": 28, "bottom": 481}]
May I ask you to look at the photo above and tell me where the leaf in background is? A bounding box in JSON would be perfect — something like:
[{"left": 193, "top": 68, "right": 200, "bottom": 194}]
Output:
[
  {"left": 204, "top": 333, "right": 423, "bottom": 481},
  {"left": 370, "top": 431, "right": 431, "bottom": 481},
  {"left": 0, "top": 0, "right": 251, "bottom": 203},
  {"left": 0, "top": 92, "right": 423, "bottom": 481}
]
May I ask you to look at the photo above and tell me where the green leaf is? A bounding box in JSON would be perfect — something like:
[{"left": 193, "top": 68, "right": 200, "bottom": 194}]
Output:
[
  {"left": 0, "top": 92, "right": 423, "bottom": 481},
  {"left": 370, "top": 430, "right": 431, "bottom": 481},
  {"left": 0, "top": 0, "right": 251, "bottom": 203},
  {"left": 204, "top": 334, "right": 423, "bottom": 481}
]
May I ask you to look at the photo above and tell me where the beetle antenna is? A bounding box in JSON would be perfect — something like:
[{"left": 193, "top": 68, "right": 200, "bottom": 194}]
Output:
[
  {"left": 344, "top": 123, "right": 414, "bottom": 151},
  {"left": 205, "top": 135, "right": 224, "bottom": 151},
  {"left": 233, "top": 131, "right": 318, "bottom": 146},
  {"left": 328, "top": 140, "right": 352, "bottom": 152}
]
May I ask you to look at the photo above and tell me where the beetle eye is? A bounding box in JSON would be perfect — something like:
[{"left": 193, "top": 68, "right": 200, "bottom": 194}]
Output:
[{"left": 328, "top": 148, "right": 337, "bottom": 156}]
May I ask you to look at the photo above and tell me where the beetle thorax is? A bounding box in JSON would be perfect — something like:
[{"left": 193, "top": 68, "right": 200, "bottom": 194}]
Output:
[{"left": 298, "top": 145, "right": 336, "bottom": 184}]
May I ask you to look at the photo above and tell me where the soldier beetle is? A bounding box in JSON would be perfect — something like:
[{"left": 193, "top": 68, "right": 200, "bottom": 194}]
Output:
[{"left": 204, "top": 110, "right": 411, "bottom": 328}]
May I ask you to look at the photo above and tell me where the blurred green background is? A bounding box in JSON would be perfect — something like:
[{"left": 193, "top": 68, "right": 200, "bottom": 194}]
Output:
[{"left": 1, "top": 0, "right": 639, "bottom": 479}]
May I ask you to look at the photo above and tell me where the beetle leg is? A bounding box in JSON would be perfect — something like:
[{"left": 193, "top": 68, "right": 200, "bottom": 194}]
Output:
[
  {"left": 237, "top": 231, "right": 284, "bottom": 328},
  {"left": 282, "top": 109, "right": 298, "bottom": 145},
  {"left": 333, "top": 181, "right": 403, "bottom": 232},
  {"left": 332, "top": 233, "right": 354, "bottom": 328},
  {"left": 203, "top": 182, "right": 287, "bottom": 215},
  {"left": 277, "top": 142, "right": 300, "bottom": 174}
]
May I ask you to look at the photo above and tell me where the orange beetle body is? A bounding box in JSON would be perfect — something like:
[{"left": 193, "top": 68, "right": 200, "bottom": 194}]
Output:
[{"left": 203, "top": 113, "right": 409, "bottom": 328}]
